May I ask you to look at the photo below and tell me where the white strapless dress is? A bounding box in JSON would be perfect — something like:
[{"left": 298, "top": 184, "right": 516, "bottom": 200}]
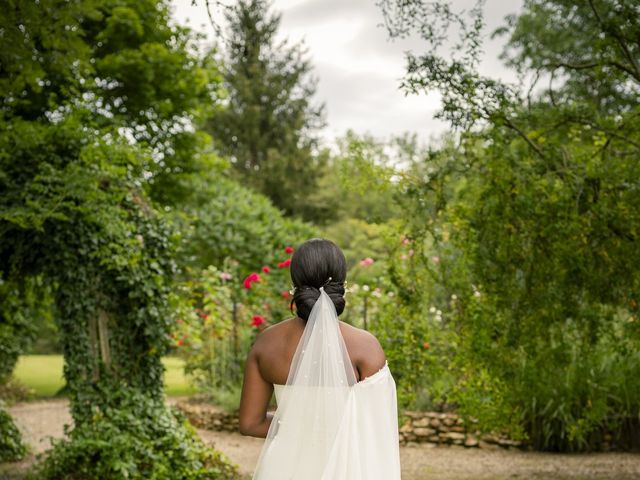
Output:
[
  {"left": 251, "top": 289, "right": 402, "bottom": 480},
  {"left": 267, "top": 362, "right": 402, "bottom": 479}
]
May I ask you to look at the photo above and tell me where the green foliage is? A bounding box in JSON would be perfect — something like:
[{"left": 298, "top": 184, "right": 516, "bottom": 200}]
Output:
[
  {"left": 175, "top": 173, "right": 316, "bottom": 271},
  {"left": 0, "top": 116, "right": 185, "bottom": 420},
  {"left": 315, "top": 133, "right": 435, "bottom": 408},
  {"left": 322, "top": 219, "right": 394, "bottom": 272},
  {"left": 498, "top": 0, "right": 640, "bottom": 114},
  {"left": 0, "top": 379, "right": 35, "bottom": 404},
  {"left": 308, "top": 132, "right": 407, "bottom": 227},
  {"left": 369, "top": 302, "right": 429, "bottom": 410},
  {"left": 173, "top": 264, "right": 248, "bottom": 393},
  {"left": 30, "top": 390, "right": 239, "bottom": 480},
  {"left": 0, "top": 401, "right": 28, "bottom": 462},
  {"left": 0, "top": 277, "right": 45, "bottom": 384},
  {"left": 0, "top": 0, "right": 236, "bottom": 475},
  {"left": 208, "top": 384, "right": 245, "bottom": 414},
  {"left": 332, "top": 132, "right": 404, "bottom": 224},
  {"left": 379, "top": 0, "right": 640, "bottom": 450},
  {"left": 28, "top": 312, "right": 61, "bottom": 355},
  {"left": 0, "top": 276, "right": 49, "bottom": 453},
  {"left": 0, "top": 0, "right": 216, "bottom": 399},
  {"left": 168, "top": 163, "right": 317, "bottom": 403},
  {"left": 174, "top": 247, "right": 300, "bottom": 403},
  {"left": 206, "top": 0, "right": 327, "bottom": 221}
]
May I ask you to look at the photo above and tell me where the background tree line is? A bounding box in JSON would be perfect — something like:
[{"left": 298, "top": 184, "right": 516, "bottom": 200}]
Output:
[{"left": 376, "top": 0, "right": 640, "bottom": 451}]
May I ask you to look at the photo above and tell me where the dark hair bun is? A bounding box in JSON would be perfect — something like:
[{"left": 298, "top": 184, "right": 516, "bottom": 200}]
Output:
[
  {"left": 292, "top": 281, "right": 346, "bottom": 322},
  {"left": 289, "top": 239, "right": 347, "bottom": 321}
]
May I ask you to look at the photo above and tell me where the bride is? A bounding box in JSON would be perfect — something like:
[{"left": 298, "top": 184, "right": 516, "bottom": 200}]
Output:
[{"left": 239, "top": 238, "right": 402, "bottom": 479}]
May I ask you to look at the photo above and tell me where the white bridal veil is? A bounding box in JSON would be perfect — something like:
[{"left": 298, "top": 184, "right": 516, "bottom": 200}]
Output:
[{"left": 252, "top": 287, "right": 402, "bottom": 480}]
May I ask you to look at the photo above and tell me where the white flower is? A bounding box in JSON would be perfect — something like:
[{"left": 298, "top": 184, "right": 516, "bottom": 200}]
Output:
[
  {"left": 388, "top": 292, "right": 395, "bottom": 297},
  {"left": 429, "top": 306, "right": 436, "bottom": 313},
  {"left": 474, "top": 290, "right": 481, "bottom": 298},
  {"left": 362, "top": 285, "right": 370, "bottom": 292},
  {"left": 451, "top": 294, "right": 457, "bottom": 300},
  {"left": 436, "top": 309, "right": 442, "bottom": 315}
]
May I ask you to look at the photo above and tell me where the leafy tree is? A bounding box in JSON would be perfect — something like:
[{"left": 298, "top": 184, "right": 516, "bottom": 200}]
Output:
[
  {"left": 206, "top": 0, "right": 327, "bottom": 220},
  {"left": 175, "top": 172, "right": 316, "bottom": 271},
  {"left": 379, "top": 0, "right": 640, "bottom": 450},
  {"left": 0, "top": 0, "right": 238, "bottom": 476}
]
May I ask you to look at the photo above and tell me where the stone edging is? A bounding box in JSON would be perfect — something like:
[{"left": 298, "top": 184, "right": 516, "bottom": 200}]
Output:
[
  {"left": 174, "top": 401, "right": 525, "bottom": 450},
  {"left": 399, "top": 411, "right": 524, "bottom": 449}
]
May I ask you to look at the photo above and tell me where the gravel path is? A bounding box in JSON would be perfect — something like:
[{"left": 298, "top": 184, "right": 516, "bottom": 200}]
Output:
[
  {"left": 3, "top": 399, "right": 640, "bottom": 480},
  {"left": 198, "top": 429, "right": 640, "bottom": 480}
]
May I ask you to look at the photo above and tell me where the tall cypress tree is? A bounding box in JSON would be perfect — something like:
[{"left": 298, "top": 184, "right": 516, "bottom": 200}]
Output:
[{"left": 207, "top": 0, "right": 327, "bottom": 220}]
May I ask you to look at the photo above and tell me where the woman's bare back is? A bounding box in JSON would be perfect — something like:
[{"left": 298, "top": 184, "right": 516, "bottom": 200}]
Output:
[
  {"left": 252, "top": 317, "right": 386, "bottom": 385},
  {"left": 238, "top": 316, "right": 387, "bottom": 437}
]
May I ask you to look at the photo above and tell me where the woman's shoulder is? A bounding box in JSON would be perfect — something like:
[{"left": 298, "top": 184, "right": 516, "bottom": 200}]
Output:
[
  {"left": 338, "top": 321, "right": 381, "bottom": 345},
  {"left": 338, "top": 322, "right": 386, "bottom": 379},
  {"left": 251, "top": 317, "right": 301, "bottom": 354}
]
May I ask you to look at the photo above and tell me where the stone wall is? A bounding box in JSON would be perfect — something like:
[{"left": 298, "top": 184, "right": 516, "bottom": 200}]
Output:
[
  {"left": 175, "top": 400, "right": 639, "bottom": 452},
  {"left": 399, "top": 411, "right": 524, "bottom": 449},
  {"left": 174, "top": 401, "right": 524, "bottom": 450}
]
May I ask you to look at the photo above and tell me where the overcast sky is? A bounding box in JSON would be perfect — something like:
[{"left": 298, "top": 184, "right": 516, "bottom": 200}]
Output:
[{"left": 171, "top": 0, "right": 523, "bottom": 146}]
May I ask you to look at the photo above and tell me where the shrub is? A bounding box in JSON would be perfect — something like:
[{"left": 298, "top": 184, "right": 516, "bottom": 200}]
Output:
[
  {"left": 174, "top": 248, "right": 300, "bottom": 401},
  {"left": 0, "top": 401, "right": 28, "bottom": 462},
  {"left": 30, "top": 390, "right": 239, "bottom": 480},
  {"left": 0, "top": 379, "right": 35, "bottom": 404}
]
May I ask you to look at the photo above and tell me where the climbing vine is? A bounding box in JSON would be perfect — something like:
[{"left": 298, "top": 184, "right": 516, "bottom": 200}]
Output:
[{"left": 0, "top": 0, "right": 238, "bottom": 476}]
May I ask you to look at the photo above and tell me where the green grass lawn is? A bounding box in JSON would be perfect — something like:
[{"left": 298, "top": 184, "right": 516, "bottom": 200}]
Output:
[
  {"left": 13, "top": 355, "right": 197, "bottom": 398},
  {"left": 163, "top": 356, "right": 198, "bottom": 396}
]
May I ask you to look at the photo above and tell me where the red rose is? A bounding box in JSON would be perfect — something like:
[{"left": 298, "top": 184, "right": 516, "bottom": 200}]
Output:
[
  {"left": 285, "top": 246, "right": 294, "bottom": 254},
  {"left": 243, "top": 272, "right": 261, "bottom": 289},
  {"left": 281, "top": 290, "right": 290, "bottom": 299},
  {"left": 251, "top": 315, "right": 266, "bottom": 327},
  {"left": 262, "top": 266, "right": 271, "bottom": 273},
  {"left": 177, "top": 339, "right": 185, "bottom": 347},
  {"left": 423, "top": 342, "right": 430, "bottom": 350},
  {"left": 277, "top": 259, "right": 292, "bottom": 268},
  {"left": 198, "top": 313, "right": 209, "bottom": 319}
]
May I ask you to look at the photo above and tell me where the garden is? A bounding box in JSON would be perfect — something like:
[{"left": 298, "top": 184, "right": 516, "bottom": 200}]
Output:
[{"left": 1, "top": 0, "right": 639, "bottom": 479}]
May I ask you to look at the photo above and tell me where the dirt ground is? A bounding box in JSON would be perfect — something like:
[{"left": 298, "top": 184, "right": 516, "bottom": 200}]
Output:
[{"left": 3, "top": 399, "right": 640, "bottom": 480}]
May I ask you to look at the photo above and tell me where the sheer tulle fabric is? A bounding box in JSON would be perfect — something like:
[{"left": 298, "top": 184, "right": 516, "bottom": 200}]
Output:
[{"left": 252, "top": 288, "right": 401, "bottom": 480}]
